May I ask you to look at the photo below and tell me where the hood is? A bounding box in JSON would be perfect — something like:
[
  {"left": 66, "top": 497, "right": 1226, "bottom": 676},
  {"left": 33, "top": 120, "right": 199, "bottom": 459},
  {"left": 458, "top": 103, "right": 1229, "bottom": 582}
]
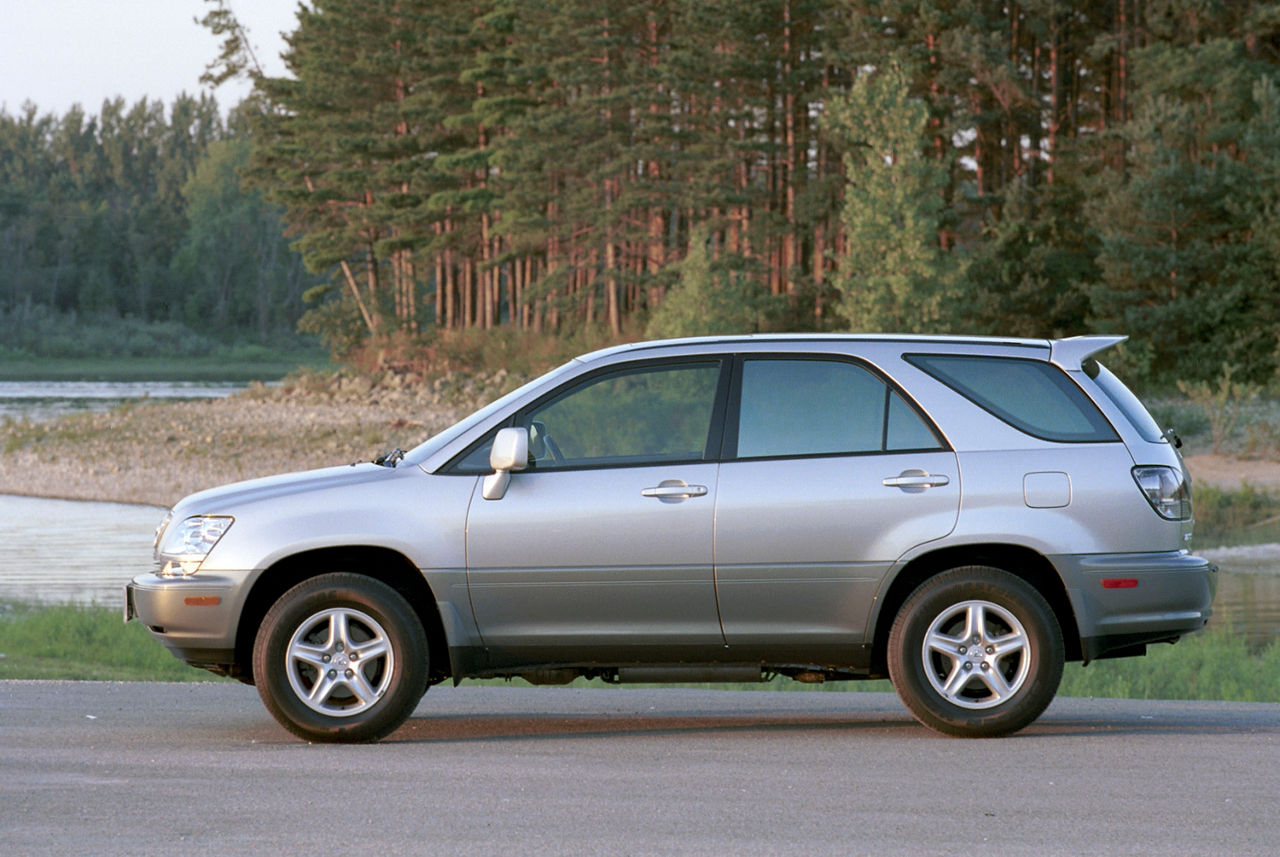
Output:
[{"left": 171, "top": 462, "right": 406, "bottom": 517}]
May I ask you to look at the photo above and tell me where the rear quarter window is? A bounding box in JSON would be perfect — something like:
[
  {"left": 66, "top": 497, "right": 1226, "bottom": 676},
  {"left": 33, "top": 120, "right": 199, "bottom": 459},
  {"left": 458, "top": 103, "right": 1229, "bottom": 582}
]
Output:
[
  {"left": 906, "top": 354, "right": 1118, "bottom": 443},
  {"left": 1086, "top": 360, "right": 1166, "bottom": 443}
]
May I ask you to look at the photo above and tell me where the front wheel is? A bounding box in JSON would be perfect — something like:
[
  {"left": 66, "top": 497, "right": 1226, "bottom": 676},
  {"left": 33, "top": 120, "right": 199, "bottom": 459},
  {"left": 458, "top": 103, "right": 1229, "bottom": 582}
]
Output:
[
  {"left": 253, "top": 573, "right": 428, "bottom": 743},
  {"left": 887, "top": 566, "right": 1064, "bottom": 737}
]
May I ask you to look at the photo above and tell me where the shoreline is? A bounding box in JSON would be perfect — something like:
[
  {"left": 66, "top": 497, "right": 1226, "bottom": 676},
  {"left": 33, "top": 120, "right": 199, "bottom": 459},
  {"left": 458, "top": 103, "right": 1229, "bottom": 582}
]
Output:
[
  {"left": 0, "top": 372, "right": 511, "bottom": 507},
  {"left": 0, "top": 491, "right": 165, "bottom": 509}
]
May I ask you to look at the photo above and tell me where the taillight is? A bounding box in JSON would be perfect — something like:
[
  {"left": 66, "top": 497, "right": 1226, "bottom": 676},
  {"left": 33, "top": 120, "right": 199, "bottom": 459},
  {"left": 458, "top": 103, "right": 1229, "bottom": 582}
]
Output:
[{"left": 1131, "top": 466, "right": 1192, "bottom": 520}]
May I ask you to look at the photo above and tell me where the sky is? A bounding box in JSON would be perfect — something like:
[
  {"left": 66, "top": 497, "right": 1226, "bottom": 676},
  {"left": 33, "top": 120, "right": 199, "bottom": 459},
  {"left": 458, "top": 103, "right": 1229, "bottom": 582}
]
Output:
[{"left": 0, "top": 0, "right": 300, "bottom": 118}]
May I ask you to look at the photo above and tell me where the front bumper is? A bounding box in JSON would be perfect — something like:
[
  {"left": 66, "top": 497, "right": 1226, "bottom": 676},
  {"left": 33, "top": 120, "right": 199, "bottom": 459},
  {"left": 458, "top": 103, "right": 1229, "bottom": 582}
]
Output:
[
  {"left": 1053, "top": 550, "right": 1218, "bottom": 662},
  {"left": 125, "top": 570, "right": 254, "bottom": 668}
]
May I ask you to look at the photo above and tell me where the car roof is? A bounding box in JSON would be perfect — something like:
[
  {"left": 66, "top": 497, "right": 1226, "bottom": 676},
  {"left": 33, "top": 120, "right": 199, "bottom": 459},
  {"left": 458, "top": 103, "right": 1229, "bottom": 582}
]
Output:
[{"left": 575, "top": 333, "right": 1127, "bottom": 371}]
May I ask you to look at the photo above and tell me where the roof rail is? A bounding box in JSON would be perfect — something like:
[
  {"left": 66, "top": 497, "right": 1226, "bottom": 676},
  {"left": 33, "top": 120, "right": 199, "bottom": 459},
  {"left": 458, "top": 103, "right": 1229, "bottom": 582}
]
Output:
[{"left": 1050, "top": 335, "right": 1127, "bottom": 370}]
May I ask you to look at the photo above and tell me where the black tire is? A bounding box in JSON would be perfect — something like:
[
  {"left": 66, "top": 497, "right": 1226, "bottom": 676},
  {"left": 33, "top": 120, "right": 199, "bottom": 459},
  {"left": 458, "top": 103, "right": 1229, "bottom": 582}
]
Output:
[
  {"left": 253, "top": 573, "right": 428, "bottom": 743},
  {"left": 887, "top": 566, "right": 1064, "bottom": 738}
]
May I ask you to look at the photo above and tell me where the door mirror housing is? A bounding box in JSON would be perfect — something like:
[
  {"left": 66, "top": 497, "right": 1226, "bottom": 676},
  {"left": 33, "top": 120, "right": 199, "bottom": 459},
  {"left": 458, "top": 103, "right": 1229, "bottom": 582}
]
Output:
[{"left": 481, "top": 427, "right": 529, "bottom": 500}]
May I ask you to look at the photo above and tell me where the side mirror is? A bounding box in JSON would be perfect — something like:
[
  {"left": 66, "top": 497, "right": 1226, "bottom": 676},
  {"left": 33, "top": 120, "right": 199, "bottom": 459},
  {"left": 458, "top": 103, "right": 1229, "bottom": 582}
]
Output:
[{"left": 481, "top": 427, "right": 529, "bottom": 500}]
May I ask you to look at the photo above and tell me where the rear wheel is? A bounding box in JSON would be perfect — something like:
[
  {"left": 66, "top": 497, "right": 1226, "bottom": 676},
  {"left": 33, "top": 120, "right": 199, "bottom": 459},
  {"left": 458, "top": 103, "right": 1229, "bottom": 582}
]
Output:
[
  {"left": 253, "top": 573, "right": 427, "bottom": 743},
  {"left": 888, "top": 566, "right": 1064, "bottom": 737}
]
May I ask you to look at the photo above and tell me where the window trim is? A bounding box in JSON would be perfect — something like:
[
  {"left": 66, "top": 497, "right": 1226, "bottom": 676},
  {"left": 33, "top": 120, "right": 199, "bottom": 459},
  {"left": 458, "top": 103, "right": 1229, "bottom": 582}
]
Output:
[{"left": 722, "top": 353, "right": 950, "bottom": 462}]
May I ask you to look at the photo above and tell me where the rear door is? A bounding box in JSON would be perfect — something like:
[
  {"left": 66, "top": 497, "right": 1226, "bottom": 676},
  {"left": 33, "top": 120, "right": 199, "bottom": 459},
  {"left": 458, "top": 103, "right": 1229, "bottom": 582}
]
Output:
[{"left": 713, "top": 356, "right": 960, "bottom": 650}]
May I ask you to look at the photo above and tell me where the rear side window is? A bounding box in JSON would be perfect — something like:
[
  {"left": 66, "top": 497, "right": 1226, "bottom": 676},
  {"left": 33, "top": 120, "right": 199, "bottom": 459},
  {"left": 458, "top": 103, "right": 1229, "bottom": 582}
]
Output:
[
  {"left": 906, "top": 354, "right": 1118, "bottom": 443},
  {"left": 734, "top": 358, "right": 944, "bottom": 458}
]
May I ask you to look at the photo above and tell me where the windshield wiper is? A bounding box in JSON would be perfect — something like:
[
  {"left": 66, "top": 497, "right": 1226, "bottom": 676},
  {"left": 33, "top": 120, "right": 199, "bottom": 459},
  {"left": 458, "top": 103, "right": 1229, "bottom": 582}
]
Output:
[{"left": 373, "top": 448, "right": 405, "bottom": 468}]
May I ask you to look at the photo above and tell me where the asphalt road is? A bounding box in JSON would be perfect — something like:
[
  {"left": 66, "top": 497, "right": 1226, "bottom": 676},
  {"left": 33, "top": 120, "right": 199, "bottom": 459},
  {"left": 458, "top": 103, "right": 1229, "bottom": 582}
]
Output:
[{"left": 1, "top": 682, "right": 1277, "bottom": 857}]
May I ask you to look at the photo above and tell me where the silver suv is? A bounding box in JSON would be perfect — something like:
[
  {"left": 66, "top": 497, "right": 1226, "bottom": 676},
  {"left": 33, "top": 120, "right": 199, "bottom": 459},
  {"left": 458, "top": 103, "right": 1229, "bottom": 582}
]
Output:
[{"left": 126, "top": 334, "right": 1216, "bottom": 741}]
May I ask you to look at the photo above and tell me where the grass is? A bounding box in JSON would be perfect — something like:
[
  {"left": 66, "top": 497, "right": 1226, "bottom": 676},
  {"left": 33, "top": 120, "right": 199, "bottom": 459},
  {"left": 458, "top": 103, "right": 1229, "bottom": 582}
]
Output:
[
  {"left": 3, "top": 602, "right": 1277, "bottom": 704},
  {"left": 0, "top": 602, "right": 232, "bottom": 682},
  {"left": 1058, "top": 628, "right": 1280, "bottom": 703}
]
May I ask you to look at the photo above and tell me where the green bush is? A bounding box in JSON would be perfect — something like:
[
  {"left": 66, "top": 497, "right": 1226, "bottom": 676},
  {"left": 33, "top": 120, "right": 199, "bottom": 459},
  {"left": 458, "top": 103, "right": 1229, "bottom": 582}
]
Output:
[
  {"left": 1192, "top": 482, "right": 1280, "bottom": 542},
  {"left": 0, "top": 305, "right": 320, "bottom": 362},
  {"left": 645, "top": 227, "right": 783, "bottom": 339},
  {"left": 413, "top": 324, "right": 629, "bottom": 379},
  {"left": 1146, "top": 400, "right": 1211, "bottom": 439},
  {"left": 1178, "top": 365, "right": 1262, "bottom": 454}
]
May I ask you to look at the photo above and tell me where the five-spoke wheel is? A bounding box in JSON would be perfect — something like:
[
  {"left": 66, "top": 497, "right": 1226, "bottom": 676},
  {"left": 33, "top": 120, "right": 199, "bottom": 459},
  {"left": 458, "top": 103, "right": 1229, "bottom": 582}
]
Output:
[
  {"left": 285, "top": 606, "right": 395, "bottom": 717},
  {"left": 922, "top": 599, "right": 1030, "bottom": 709},
  {"left": 888, "top": 566, "right": 1064, "bottom": 737},
  {"left": 254, "top": 573, "right": 427, "bottom": 743}
]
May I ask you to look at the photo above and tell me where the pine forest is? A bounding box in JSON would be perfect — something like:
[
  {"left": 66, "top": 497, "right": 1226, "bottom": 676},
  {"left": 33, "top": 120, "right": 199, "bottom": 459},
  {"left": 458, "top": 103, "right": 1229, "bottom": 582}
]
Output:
[{"left": 4, "top": 0, "right": 1280, "bottom": 388}]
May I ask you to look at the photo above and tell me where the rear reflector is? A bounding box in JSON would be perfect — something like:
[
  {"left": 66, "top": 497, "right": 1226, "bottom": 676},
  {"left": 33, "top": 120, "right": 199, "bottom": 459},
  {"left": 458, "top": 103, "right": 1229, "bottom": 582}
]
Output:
[{"left": 1101, "top": 578, "right": 1139, "bottom": 589}]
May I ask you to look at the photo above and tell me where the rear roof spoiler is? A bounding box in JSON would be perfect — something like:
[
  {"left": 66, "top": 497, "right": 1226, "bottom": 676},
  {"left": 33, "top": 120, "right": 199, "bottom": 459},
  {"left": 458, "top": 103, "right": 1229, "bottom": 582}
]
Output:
[{"left": 1050, "top": 335, "right": 1128, "bottom": 370}]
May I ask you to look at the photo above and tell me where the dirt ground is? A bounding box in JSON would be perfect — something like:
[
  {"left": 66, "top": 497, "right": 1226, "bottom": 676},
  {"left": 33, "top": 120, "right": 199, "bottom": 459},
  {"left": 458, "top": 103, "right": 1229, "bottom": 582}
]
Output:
[
  {"left": 1183, "top": 454, "right": 1280, "bottom": 491},
  {"left": 0, "top": 376, "right": 497, "bottom": 507}
]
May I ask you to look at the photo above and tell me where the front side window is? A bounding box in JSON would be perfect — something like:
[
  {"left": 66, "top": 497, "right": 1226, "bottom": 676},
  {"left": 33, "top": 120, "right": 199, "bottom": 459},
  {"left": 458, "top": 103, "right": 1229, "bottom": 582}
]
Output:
[
  {"left": 734, "top": 358, "right": 943, "bottom": 459},
  {"left": 520, "top": 361, "right": 723, "bottom": 469}
]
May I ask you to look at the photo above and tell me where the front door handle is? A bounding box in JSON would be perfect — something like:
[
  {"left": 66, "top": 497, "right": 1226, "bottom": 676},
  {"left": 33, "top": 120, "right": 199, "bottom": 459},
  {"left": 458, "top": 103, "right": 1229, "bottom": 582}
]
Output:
[
  {"left": 882, "top": 471, "right": 950, "bottom": 489},
  {"left": 641, "top": 481, "right": 708, "bottom": 500}
]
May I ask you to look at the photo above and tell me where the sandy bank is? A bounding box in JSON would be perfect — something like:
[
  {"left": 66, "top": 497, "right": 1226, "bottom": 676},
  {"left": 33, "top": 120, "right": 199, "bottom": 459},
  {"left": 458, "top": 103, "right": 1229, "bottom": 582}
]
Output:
[
  {"left": 1182, "top": 454, "right": 1280, "bottom": 491},
  {"left": 0, "top": 372, "right": 511, "bottom": 507}
]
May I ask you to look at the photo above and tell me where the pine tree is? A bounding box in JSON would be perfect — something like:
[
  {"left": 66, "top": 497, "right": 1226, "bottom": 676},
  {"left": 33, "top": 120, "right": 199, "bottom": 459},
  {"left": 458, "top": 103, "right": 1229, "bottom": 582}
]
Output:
[
  {"left": 827, "top": 62, "right": 959, "bottom": 333},
  {"left": 645, "top": 225, "right": 782, "bottom": 338},
  {"left": 1088, "top": 36, "right": 1280, "bottom": 384}
]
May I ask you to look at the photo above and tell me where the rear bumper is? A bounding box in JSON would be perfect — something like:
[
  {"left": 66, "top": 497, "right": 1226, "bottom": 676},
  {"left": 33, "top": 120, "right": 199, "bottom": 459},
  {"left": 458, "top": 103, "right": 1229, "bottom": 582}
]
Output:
[{"left": 1052, "top": 550, "right": 1217, "bottom": 662}]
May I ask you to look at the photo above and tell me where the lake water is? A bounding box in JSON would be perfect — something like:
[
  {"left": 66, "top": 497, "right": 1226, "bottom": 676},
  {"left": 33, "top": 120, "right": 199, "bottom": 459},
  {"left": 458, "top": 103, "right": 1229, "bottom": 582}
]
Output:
[
  {"left": 0, "top": 494, "right": 164, "bottom": 606},
  {"left": 0, "top": 380, "right": 245, "bottom": 422},
  {"left": 0, "top": 494, "right": 1276, "bottom": 648}
]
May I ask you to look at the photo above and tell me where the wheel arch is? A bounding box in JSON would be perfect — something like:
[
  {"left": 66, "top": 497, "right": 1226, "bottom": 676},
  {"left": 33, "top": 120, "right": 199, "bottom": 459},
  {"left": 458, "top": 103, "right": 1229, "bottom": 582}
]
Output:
[
  {"left": 870, "top": 543, "right": 1081, "bottom": 675},
  {"left": 234, "top": 545, "right": 449, "bottom": 685}
]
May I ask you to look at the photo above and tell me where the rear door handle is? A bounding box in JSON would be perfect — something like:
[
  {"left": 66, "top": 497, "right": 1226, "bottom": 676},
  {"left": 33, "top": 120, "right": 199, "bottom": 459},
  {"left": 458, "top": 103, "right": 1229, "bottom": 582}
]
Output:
[{"left": 882, "top": 472, "right": 950, "bottom": 489}]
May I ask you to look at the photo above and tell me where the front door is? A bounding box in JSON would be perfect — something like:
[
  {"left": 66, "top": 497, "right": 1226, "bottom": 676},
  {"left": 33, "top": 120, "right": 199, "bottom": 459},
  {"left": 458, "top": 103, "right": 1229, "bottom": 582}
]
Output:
[{"left": 464, "top": 359, "right": 729, "bottom": 662}]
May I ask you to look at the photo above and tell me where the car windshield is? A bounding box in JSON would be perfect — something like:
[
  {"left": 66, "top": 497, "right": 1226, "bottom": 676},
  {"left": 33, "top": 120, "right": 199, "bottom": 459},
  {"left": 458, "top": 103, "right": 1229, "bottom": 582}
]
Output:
[{"left": 401, "top": 360, "right": 582, "bottom": 467}]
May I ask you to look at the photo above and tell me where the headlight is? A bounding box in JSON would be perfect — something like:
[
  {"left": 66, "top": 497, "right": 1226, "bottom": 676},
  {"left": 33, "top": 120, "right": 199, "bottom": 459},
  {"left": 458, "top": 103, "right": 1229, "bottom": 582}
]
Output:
[
  {"left": 153, "top": 511, "right": 173, "bottom": 554},
  {"left": 1132, "top": 466, "right": 1192, "bottom": 521},
  {"left": 155, "top": 515, "right": 234, "bottom": 576}
]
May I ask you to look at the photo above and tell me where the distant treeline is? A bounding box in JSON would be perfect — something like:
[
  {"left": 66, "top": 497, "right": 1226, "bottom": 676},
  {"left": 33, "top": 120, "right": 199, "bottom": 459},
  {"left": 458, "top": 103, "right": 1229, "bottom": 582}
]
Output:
[
  {"left": 7, "top": 2, "right": 1280, "bottom": 388},
  {"left": 228, "top": 0, "right": 1280, "bottom": 386},
  {"left": 0, "top": 94, "right": 316, "bottom": 357}
]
